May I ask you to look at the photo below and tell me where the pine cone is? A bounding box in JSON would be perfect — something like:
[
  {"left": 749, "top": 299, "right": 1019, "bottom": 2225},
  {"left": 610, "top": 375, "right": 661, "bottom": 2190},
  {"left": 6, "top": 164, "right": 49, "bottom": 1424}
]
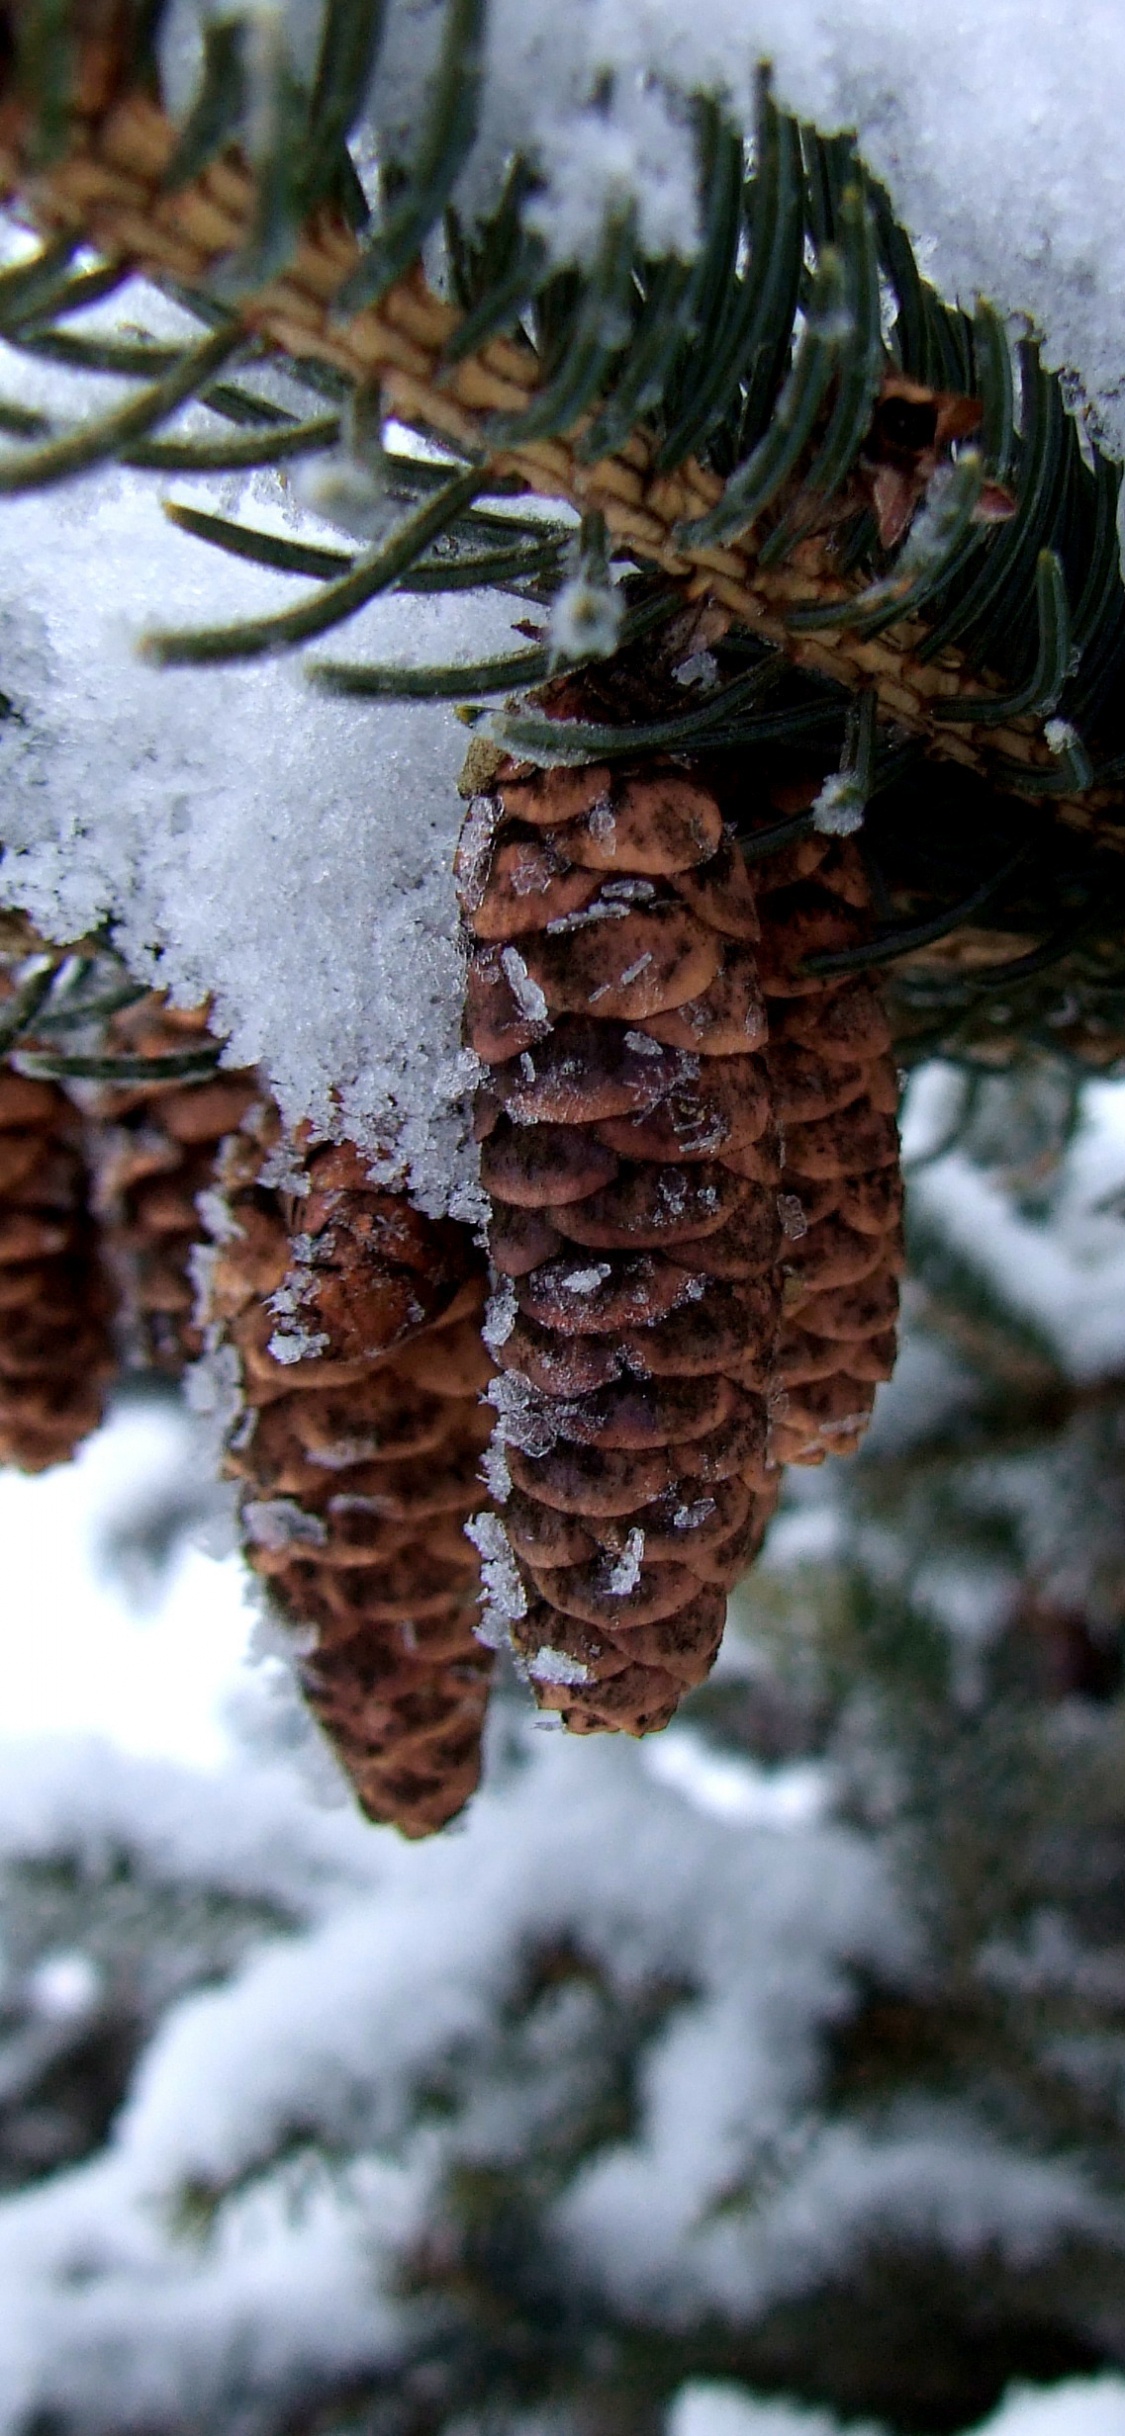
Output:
[
  {"left": 197, "top": 1116, "right": 494, "bottom": 1837},
  {"left": 87, "top": 996, "right": 258, "bottom": 1373},
  {"left": 0, "top": 1068, "right": 117, "bottom": 1470},
  {"left": 754, "top": 822, "right": 904, "bottom": 1467},
  {"left": 460, "top": 760, "right": 784, "bottom": 1737}
]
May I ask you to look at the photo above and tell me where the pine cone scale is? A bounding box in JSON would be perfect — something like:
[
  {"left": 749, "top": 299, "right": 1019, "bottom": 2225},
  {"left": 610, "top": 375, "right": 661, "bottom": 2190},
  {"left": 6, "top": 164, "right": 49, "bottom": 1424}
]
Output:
[
  {"left": 197, "top": 1120, "right": 494, "bottom": 1836},
  {"left": 0, "top": 1035, "right": 117, "bottom": 1470},
  {"left": 749, "top": 818, "right": 905, "bottom": 1470},
  {"left": 463, "top": 755, "right": 786, "bottom": 1734}
]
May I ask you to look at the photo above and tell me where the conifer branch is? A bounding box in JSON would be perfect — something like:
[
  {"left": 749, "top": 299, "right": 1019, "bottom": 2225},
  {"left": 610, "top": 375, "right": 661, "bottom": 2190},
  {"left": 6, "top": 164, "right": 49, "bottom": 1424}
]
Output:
[{"left": 0, "top": 13, "right": 1121, "bottom": 841}]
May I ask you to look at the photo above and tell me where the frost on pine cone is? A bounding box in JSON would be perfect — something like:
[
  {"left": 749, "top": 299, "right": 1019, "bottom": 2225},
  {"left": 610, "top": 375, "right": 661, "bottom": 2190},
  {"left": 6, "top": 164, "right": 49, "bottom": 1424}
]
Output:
[
  {"left": 198, "top": 1115, "right": 493, "bottom": 1837},
  {"left": 460, "top": 756, "right": 784, "bottom": 1737},
  {"left": 87, "top": 995, "right": 258, "bottom": 1374},
  {"left": 753, "top": 814, "right": 904, "bottom": 1467},
  {"left": 0, "top": 1065, "right": 117, "bottom": 1471}
]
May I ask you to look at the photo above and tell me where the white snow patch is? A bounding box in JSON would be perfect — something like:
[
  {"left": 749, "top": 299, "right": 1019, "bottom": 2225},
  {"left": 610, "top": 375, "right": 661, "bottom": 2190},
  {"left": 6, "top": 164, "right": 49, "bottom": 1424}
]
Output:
[
  {"left": 526, "top": 1646, "right": 590, "bottom": 1686},
  {"left": 243, "top": 1500, "right": 328, "bottom": 1553}
]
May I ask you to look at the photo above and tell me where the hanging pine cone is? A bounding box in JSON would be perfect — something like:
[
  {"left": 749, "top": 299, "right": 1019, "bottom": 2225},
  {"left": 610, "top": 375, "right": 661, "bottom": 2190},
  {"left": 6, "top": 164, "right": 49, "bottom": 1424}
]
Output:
[
  {"left": 86, "top": 995, "right": 259, "bottom": 1374},
  {"left": 753, "top": 814, "right": 904, "bottom": 1468},
  {"left": 460, "top": 756, "right": 784, "bottom": 1737},
  {"left": 0, "top": 1068, "right": 117, "bottom": 1471},
  {"left": 197, "top": 1115, "right": 494, "bottom": 1836}
]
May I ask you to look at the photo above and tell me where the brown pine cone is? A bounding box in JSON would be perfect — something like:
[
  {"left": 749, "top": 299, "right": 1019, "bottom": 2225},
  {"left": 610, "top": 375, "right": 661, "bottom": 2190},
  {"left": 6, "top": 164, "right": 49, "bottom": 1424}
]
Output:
[
  {"left": 460, "top": 759, "right": 784, "bottom": 1738},
  {"left": 86, "top": 996, "right": 259, "bottom": 1374},
  {"left": 197, "top": 1115, "right": 494, "bottom": 1837},
  {"left": 0, "top": 1068, "right": 117, "bottom": 1471},
  {"left": 754, "top": 822, "right": 904, "bottom": 1467}
]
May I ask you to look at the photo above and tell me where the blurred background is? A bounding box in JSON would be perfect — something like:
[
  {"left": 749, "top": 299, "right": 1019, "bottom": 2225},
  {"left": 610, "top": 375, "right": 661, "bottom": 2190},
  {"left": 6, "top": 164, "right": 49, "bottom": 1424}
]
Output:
[{"left": 2, "top": 1058, "right": 1125, "bottom": 2436}]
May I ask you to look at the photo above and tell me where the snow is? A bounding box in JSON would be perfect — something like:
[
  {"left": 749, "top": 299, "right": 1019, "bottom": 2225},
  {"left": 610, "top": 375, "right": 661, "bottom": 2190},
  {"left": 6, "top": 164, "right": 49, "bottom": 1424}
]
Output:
[
  {"left": 5, "top": 10, "right": 1125, "bottom": 2411},
  {"left": 243, "top": 1497, "right": 328, "bottom": 1551},
  {"left": 560, "top": 2089, "right": 1111, "bottom": 2332},
  {"left": 900, "top": 1067, "right": 1125, "bottom": 1381},
  {"left": 464, "top": 1507, "right": 527, "bottom": 1646},
  {"left": 500, "top": 945, "right": 551, "bottom": 1027},
  {"left": 322, "top": 0, "right": 1125, "bottom": 451},
  {"left": 0, "top": 1675, "right": 1113, "bottom": 2430},
  {"left": 0, "top": 333, "right": 516, "bottom": 1212},
  {"left": 645, "top": 1727, "right": 831, "bottom": 1829},
  {"left": 605, "top": 1525, "right": 646, "bottom": 1594},
  {"left": 668, "top": 2378, "right": 1125, "bottom": 2436},
  {"left": 100, "top": 1731, "right": 899, "bottom": 2198},
  {"left": 0, "top": 1704, "right": 933, "bottom": 2430},
  {"left": 971, "top": 2381, "right": 1125, "bottom": 2436},
  {"left": 24, "top": 1949, "right": 103, "bottom": 2023},
  {"left": 0, "top": 1270, "right": 1122, "bottom": 2418},
  {"left": 526, "top": 1643, "right": 591, "bottom": 1684},
  {"left": 669, "top": 2389, "right": 875, "bottom": 2436},
  {"left": 810, "top": 772, "right": 866, "bottom": 840},
  {"left": 0, "top": 5, "right": 1120, "bottom": 1212},
  {"left": 0, "top": 1397, "right": 251, "bottom": 1769},
  {"left": 0, "top": 2176, "right": 405, "bottom": 2436}
]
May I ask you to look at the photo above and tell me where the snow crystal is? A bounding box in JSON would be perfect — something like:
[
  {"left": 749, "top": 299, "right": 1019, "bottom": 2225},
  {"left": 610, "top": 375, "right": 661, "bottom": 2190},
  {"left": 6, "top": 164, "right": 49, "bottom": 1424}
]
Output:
[
  {"left": 480, "top": 1439, "right": 513, "bottom": 1504},
  {"left": 526, "top": 1646, "right": 590, "bottom": 1686},
  {"left": 605, "top": 1528, "right": 646, "bottom": 1596},
  {"left": 192, "top": 1187, "right": 242, "bottom": 1248},
  {"left": 486, "top": 1371, "right": 561, "bottom": 1456},
  {"left": 464, "top": 1509, "right": 528, "bottom": 1648},
  {"left": 453, "top": 792, "right": 501, "bottom": 917},
  {"left": 482, "top": 1281, "right": 518, "bottom": 1350},
  {"left": 500, "top": 947, "right": 550, "bottom": 1026},
  {"left": 242, "top": 1500, "right": 329, "bottom": 1553},
  {"left": 255, "top": 1141, "right": 312, "bottom": 1197},
  {"left": 183, "top": 1341, "right": 244, "bottom": 1449},
  {"left": 674, "top": 1499, "right": 718, "bottom": 1532},
  {"left": 267, "top": 1270, "right": 316, "bottom": 1323},
  {"left": 674, "top": 650, "right": 721, "bottom": 691},
  {"left": 561, "top": 1264, "right": 612, "bottom": 1296},
  {"left": 547, "top": 571, "right": 624, "bottom": 664},
  {"left": 266, "top": 1324, "right": 332, "bottom": 1366},
  {"left": 546, "top": 898, "right": 631, "bottom": 933},
  {"left": 810, "top": 773, "right": 865, "bottom": 839},
  {"left": 602, "top": 877, "right": 658, "bottom": 903},
  {"left": 293, "top": 451, "right": 409, "bottom": 546}
]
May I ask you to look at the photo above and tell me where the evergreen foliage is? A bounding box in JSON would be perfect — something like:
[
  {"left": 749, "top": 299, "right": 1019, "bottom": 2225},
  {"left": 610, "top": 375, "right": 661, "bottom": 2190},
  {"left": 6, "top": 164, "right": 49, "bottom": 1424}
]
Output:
[{"left": 0, "top": 1, "right": 1123, "bottom": 876}]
